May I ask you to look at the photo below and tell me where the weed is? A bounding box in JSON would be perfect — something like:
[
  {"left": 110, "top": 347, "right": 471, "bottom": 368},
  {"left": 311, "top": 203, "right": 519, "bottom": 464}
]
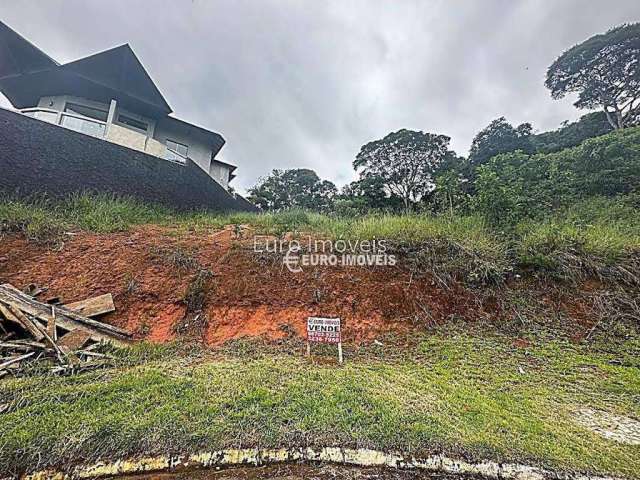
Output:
[
  {"left": 0, "top": 198, "right": 67, "bottom": 246},
  {"left": 183, "top": 268, "right": 214, "bottom": 313},
  {"left": 123, "top": 273, "right": 140, "bottom": 295},
  {"left": 151, "top": 245, "right": 200, "bottom": 272},
  {"left": 2, "top": 194, "right": 640, "bottom": 286}
]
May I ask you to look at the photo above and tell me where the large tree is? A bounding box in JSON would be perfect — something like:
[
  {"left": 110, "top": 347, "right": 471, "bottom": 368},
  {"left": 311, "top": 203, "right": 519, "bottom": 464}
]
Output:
[
  {"left": 353, "top": 129, "right": 454, "bottom": 210},
  {"left": 468, "top": 117, "right": 533, "bottom": 167},
  {"left": 248, "top": 168, "right": 337, "bottom": 212},
  {"left": 339, "top": 176, "right": 404, "bottom": 213},
  {"left": 546, "top": 23, "right": 640, "bottom": 130}
]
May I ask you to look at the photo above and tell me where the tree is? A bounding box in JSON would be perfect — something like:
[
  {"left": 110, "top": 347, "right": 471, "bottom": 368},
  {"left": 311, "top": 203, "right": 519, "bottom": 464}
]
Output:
[
  {"left": 474, "top": 127, "right": 640, "bottom": 225},
  {"left": 353, "top": 129, "right": 455, "bottom": 210},
  {"left": 248, "top": 168, "right": 337, "bottom": 212},
  {"left": 338, "top": 176, "right": 404, "bottom": 214},
  {"left": 434, "top": 170, "right": 465, "bottom": 217},
  {"left": 545, "top": 23, "right": 640, "bottom": 130},
  {"left": 530, "top": 111, "right": 612, "bottom": 153},
  {"left": 432, "top": 155, "right": 471, "bottom": 216},
  {"left": 468, "top": 117, "right": 533, "bottom": 167}
]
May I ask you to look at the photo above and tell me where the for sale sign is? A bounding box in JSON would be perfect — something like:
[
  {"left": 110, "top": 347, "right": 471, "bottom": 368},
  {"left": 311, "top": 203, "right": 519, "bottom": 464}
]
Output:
[{"left": 307, "top": 317, "right": 341, "bottom": 344}]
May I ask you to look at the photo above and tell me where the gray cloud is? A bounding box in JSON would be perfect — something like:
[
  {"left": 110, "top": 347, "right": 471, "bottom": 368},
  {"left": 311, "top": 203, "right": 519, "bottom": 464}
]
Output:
[{"left": 1, "top": 0, "right": 638, "bottom": 193}]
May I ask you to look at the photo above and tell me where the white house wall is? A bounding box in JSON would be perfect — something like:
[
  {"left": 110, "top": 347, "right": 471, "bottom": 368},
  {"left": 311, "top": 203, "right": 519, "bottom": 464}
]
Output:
[
  {"left": 209, "top": 162, "right": 230, "bottom": 190},
  {"left": 153, "top": 118, "right": 214, "bottom": 174},
  {"left": 25, "top": 95, "right": 231, "bottom": 189},
  {"left": 106, "top": 123, "right": 148, "bottom": 151}
]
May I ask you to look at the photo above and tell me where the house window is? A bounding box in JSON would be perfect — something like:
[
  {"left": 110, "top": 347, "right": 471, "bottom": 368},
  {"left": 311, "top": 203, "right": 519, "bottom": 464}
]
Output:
[
  {"left": 165, "top": 139, "right": 188, "bottom": 163},
  {"left": 64, "top": 103, "right": 108, "bottom": 122},
  {"left": 118, "top": 114, "right": 147, "bottom": 133},
  {"left": 60, "top": 102, "right": 108, "bottom": 138}
]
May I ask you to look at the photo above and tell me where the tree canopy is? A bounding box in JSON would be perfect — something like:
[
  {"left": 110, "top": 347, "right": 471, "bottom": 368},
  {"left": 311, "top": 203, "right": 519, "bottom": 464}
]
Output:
[
  {"left": 468, "top": 117, "right": 533, "bottom": 167},
  {"left": 530, "top": 111, "right": 612, "bottom": 153},
  {"left": 545, "top": 23, "right": 640, "bottom": 129},
  {"left": 338, "top": 176, "right": 404, "bottom": 213},
  {"left": 353, "top": 129, "right": 455, "bottom": 209},
  {"left": 248, "top": 168, "right": 337, "bottom": 212}
]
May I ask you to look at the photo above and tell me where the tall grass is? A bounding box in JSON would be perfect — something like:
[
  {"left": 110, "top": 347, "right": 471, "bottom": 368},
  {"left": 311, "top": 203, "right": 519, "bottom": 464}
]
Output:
[
  {"left": 515, "top": 197, "right": 640, "bottom": 283},
  {"left": 1, "top": 193, "right": 639, "bottom": 284},
  {"left": 0, "top": 194, "right": 498, "bottom": 245}
]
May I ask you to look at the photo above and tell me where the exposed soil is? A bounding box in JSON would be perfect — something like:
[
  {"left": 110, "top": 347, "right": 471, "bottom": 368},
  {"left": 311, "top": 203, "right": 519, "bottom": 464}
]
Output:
[
  {"left": 574, "top": 408, "right": 640, "bottom": 445},
  {"left": 0, "top": 225, "right": 598, "bottom": 346},
  {"left": 117, "top": 463, "right": 475, "bottom": 480}
]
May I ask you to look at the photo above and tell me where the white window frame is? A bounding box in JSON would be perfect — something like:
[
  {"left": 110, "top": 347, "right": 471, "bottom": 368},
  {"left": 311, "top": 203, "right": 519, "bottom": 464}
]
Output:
[{"left": 165, "top": 139, "right": 189, "bottom": 164}]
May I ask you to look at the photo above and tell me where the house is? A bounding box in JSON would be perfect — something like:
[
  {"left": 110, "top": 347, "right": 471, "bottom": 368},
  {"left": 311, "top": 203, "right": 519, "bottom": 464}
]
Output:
[{"left": 0, "top": 21, "right": 236, "bottom": 191}]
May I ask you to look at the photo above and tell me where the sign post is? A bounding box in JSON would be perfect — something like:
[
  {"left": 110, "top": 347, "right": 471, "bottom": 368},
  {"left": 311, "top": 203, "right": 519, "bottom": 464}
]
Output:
[{"left": 306, "top": 317, "right": 342, "bottom": 363}]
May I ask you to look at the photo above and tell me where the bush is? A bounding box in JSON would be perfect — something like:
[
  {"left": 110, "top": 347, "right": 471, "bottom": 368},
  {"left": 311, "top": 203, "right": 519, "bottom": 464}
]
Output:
[
  {"left": 514, "top": 198, "right": 640, "bottom": 283},
  {"left": 474, "top": 126, "right": 640, "bottom": 226}
]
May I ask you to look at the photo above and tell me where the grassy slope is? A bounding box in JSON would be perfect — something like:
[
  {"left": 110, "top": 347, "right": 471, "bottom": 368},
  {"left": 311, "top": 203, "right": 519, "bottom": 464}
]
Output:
[
  {"left": 1, "top": 196, "right": 639, "bottom": 476},
  {"left": 1, "top": 193, "right": 639, "bottom": 285},
  {"left": 1, "top": 334, "right": 639, "bottom": 478}
]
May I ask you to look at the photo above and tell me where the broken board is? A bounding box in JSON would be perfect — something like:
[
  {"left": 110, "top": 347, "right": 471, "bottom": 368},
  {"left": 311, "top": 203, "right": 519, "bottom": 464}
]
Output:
[{"left": 65, "top": 294, "right": 115, "bottom": 318}]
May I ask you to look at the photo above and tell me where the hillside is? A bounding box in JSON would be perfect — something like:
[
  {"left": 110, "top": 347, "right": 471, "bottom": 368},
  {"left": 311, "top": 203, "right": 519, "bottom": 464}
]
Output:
[{"left": 0, "top": 193, "right": 639, "bottom": 478}]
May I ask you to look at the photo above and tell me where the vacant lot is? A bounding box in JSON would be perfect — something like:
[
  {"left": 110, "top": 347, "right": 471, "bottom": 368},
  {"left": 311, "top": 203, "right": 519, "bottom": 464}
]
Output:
[{"left": 0, "top": 196, "right": 638, "bottom": 478}]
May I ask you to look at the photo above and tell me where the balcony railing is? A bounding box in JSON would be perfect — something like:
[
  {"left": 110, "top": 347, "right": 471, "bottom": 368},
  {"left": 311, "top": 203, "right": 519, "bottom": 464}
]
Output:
[
  {"left": 21, "top": 107, "right": 107, "bottom": 138},
  {"left": 18, "top": 107, "right": 187, "bottom": 168}
]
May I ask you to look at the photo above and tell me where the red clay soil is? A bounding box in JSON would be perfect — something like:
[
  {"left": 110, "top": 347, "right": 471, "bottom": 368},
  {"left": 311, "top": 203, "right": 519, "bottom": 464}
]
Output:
[{"left": 0, "top": 225, "right": 517, "bottom": 345}]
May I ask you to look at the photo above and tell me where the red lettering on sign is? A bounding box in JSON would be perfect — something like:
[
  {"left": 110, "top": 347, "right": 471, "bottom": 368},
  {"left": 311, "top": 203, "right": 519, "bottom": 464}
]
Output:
[{"left": 307, "top": 317, "right": 341, "bottom": 344}]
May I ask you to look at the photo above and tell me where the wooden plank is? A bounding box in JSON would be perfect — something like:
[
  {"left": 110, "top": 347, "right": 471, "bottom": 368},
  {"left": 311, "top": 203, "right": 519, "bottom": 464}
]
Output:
[
  {"left": 64, "top": 294, "right": 115, "bottom": 318},
  {"left": 2, "top": 284, "right": 128, "bottom": 337},
  {"left": 16, "top": 309, "right": 68, "bottom": 364},
  {"left": 47, "top": 305, "right": 57, "bottom": 342},
  {"left": 0, "top": 303, "right": 125, "bottom": 347},
  {"left": 58, "top": 329, "right": 92, "bottom": 351},
  {"left": 0, "top": 340, "right": 47, "bottom": 351},
  {"left": 0, "top": 352, "right": 34, "bottom": 370},
  {"left": 0, "top": 303, "right": 45, "bottom": 341},
  {"left": 0, "top": 284, "right": 130, "bottom": 346}
]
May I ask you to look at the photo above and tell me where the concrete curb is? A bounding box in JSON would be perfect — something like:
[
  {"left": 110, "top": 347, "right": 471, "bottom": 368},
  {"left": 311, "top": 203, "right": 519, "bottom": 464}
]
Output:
[{"left": 24, "top": 447, "right": 625, "bottom": 480}]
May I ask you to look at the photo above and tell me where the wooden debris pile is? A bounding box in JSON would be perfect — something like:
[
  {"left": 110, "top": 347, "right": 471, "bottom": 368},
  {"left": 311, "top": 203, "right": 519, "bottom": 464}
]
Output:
[{"left": 0, "top": 283, "right": 131, "bottom": 378}]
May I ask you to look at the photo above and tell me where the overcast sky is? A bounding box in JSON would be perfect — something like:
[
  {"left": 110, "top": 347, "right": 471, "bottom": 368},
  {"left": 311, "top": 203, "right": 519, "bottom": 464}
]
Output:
[{"left": 1, "top": 1, "right": 639, "bottom": 193}]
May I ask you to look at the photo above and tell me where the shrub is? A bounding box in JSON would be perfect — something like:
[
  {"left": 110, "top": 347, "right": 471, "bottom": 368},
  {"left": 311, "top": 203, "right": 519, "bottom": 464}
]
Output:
[{"left": 474, "top": 126, "right": 640, "bottom": 225}]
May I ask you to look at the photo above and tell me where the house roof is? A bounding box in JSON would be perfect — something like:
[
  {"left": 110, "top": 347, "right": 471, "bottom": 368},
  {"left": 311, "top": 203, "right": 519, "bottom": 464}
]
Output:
[
  {"left": 0, "top": 21, "right": 172, "bottom": 117},
  {"left": 0, "top": 21, "right": 58, "bottom": 78},
  {"left": 211, "top": 158, "right": 237, "bottom": 173},
  {"left": 61, "top": 45, "right": 172, "bottom": 114}
]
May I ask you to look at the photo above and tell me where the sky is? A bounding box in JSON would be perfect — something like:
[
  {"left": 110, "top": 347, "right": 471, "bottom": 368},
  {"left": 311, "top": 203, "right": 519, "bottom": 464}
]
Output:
[{"left": 1, "top": 0, "right": 639, "bottom": 193}]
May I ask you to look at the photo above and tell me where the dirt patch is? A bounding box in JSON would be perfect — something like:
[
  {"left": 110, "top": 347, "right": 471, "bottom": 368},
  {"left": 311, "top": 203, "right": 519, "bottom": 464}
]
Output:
[
  {"left": 118, "top": 463, "right": 474, "bottom": 480},
  {"left": 0, "top": 225, "right": 604, "bottom": 346},
  {"left": 574, "top": 408, "right": 640, "bottom": 445}
]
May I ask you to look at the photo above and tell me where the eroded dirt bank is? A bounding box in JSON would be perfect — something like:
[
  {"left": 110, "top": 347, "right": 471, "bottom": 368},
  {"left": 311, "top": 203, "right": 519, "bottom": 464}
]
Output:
[
  {"left": 117, "top": 463, "right": 475, "bottom": 480},
  {"left": 0, "top": 225, "right": 602, "bottom": 345}
]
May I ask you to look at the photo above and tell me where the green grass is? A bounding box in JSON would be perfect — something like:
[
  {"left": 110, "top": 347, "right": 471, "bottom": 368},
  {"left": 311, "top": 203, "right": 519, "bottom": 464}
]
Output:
[
  {"left": 0, "top": 334, "right": 638, "bottom": 477},
  {"left": 518, "top": 197, "right": 640, "bottom": 260},
  {"left": 1, "top": 193, "right": 639, "bottom": 284},
  {"left": 0, "top": 193, "right": 502, "bottom": 243},
  {"left": 514, "top": 197, "right": 640, "bottom": 282}
]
